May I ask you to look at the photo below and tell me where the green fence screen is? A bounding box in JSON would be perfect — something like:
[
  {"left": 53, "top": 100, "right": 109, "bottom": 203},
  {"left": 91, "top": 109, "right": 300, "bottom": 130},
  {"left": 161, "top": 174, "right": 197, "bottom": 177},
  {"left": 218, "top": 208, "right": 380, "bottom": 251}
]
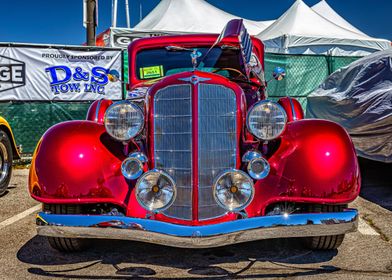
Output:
[
  {"left": 2, "top": 53, "right": 361, "bottom": 155},
  {"left": 264, "top": 53, "right": 362, "bottom": 110}
]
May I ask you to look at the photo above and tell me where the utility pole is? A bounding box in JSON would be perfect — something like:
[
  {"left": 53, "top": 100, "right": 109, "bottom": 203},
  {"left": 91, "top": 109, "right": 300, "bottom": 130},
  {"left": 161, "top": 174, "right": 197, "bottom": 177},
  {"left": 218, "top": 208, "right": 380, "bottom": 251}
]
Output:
[{"left": 86, "top": 0, "right": 97, "bottom": 46}]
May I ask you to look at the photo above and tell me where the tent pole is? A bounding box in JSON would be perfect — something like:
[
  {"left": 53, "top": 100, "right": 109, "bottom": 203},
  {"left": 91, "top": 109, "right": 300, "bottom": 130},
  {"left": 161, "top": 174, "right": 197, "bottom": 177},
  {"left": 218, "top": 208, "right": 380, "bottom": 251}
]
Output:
[
  {"left": 139, "top": 3, "right": 142, "bottom": 22},
  {"left": 112, "top": 0, "right": 118, "bottom": 27},
  {"left": 125, "top": 0, "right": 130, "bottom": 28}
]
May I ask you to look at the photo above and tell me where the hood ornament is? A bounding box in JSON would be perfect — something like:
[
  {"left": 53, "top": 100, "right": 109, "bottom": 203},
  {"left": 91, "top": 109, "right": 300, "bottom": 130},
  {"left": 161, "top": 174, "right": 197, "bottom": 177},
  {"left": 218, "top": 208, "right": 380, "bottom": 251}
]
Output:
[{"left": 190, "top": 49, "right": 202, "bottom": 70}]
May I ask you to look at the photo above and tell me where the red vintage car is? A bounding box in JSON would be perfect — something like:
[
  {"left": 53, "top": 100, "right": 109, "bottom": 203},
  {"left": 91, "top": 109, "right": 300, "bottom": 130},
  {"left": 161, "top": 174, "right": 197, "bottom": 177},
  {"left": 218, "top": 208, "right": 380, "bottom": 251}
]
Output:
[{"left": 29, "top": 20, "right": 360, "bottom": 252}]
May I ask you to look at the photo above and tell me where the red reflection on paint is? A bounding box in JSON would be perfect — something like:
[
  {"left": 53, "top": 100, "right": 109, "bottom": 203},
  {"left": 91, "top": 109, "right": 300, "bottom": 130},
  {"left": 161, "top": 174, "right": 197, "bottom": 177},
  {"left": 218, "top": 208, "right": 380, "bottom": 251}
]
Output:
[
  {"left": 57, "top": 134, "right": 99, "bottom": 181},
  {"left": 305, "top": 133, "right": 347, "bottom": 179}
]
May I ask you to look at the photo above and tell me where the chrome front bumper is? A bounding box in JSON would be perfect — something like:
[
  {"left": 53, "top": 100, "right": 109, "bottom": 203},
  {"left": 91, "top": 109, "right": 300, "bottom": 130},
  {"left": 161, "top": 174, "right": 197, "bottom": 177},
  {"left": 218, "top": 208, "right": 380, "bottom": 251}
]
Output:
[{"left": 36, "top": 209, "right": 358, "bottom": 248}]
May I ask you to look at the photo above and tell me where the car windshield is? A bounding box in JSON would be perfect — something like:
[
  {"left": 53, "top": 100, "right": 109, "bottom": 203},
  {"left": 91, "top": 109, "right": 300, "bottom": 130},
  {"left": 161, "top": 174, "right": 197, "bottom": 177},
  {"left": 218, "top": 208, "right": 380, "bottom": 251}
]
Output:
[{"left": 135, "top": 46, "right": 244, "bottom": 80}]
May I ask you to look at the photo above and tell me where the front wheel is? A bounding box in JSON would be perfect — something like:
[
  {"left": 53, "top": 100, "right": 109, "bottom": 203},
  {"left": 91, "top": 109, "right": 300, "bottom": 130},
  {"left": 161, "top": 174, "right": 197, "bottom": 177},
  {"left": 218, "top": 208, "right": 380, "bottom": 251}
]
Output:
[
  {"left": 303, "top": 204, "right": 347, "bottom": 250},
  {"left": 44, "top": 204, "right": 90, "bottom": 252},
  {"left": 0, "top": 130, "right": 13, "bottom": 196}
]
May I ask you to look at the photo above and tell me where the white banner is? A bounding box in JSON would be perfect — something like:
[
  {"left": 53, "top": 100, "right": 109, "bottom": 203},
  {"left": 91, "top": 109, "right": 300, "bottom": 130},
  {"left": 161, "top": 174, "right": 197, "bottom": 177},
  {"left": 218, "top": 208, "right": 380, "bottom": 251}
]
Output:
[{"left": 0, "top": 46, "right": 123, "bottom": 101}]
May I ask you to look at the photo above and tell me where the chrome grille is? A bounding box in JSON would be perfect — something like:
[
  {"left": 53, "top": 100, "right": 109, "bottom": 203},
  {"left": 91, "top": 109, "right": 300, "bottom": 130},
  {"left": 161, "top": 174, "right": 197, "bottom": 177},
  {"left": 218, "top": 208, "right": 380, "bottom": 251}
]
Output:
[
  {"left": 153, "top": 82, "right": 237, "bottom": 221},
  {"left": 154, "top": 85, "right": 192, "bottom": 220},
  {"left": 198, "top": 84, "right": 237, "bottom": 220}
]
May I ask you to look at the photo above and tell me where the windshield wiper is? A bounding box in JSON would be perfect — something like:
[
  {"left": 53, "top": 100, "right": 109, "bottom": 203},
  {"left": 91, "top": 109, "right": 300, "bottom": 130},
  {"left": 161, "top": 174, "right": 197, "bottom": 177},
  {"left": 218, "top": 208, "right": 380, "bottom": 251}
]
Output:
[
  {"left": 165, "top": 46, "right": 193, "bottom": 52},
  {"left": 220, "top": 45, "right": 239, "bottom": 50}
]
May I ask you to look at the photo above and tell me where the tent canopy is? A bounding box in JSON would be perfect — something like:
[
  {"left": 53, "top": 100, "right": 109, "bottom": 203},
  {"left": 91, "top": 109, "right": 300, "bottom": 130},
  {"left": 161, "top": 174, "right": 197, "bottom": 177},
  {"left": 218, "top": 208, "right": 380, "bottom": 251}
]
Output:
[
  {"left": 256, "top": 0, "right": 391, "bottom": 56},
  {"left": 311, "top": 0, "right": 366, "bottom": 36},
  {"left": 133, "top": 0, "right": 273, "bottom": 35}
]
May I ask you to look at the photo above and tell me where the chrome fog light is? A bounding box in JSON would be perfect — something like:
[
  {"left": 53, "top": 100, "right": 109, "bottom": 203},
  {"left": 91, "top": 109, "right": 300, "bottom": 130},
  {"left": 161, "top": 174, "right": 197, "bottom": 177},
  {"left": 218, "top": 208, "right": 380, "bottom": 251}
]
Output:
[
  {"left": 213, "top": 169, "right": 254, "bottom": 212},
  {"left": 121, "top": 157, "right": 143, "bottom": 180},
  {"left": 247, "top": 157, "right": 270, "bottom": 180},
  {"left": 135, "top": 170, "right": 177, "bottom": 212}
]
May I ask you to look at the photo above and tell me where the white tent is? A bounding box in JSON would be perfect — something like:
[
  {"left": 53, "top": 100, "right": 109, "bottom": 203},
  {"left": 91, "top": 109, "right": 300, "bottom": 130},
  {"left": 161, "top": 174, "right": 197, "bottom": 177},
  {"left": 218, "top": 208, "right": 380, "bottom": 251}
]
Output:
[
  {"left": 311, "top": 0, "right": 366, "bottom": 36},
  {"left": 256, "top": 0, "right": 391, "bottom": 56},
  {"left": 133, "top": 0, "right": 273, "bottom": 35}
]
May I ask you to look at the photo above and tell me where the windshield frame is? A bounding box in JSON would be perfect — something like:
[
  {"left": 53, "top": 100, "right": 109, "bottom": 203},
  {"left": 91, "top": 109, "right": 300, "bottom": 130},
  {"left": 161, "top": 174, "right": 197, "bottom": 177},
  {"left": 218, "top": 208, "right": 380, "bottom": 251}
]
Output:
[
  {"left": 127, "top": 34, "right": 265, "bottom": 88},
  {"left": 135, "top": 46, "right": 245, "bottom": 81}
]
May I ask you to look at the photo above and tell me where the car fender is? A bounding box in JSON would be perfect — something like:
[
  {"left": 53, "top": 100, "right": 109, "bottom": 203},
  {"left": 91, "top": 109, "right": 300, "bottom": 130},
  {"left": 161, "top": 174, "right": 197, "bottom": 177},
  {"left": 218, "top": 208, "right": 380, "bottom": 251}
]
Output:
[
  {"left": 247, "top": 119, "right": 361, "bottom": 216},
  {"left": 0, "top": 116, "right": 20, "bottom": 159},
  {"left": 28, "top": 120, "right": 144, "bottom": 214},
  {"left": 86, "top": 99, "right": 114, "bottom": 123},
  {"left": 278, "top": 97, "right": 304, "bottom": 122}
]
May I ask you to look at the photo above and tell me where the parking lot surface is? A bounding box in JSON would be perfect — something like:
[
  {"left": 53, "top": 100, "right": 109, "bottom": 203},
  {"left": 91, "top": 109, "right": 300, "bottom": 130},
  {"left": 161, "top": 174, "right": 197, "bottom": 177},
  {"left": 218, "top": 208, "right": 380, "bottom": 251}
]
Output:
[{"left": 0, "top": 159, "right": 391, "bottom": 280}]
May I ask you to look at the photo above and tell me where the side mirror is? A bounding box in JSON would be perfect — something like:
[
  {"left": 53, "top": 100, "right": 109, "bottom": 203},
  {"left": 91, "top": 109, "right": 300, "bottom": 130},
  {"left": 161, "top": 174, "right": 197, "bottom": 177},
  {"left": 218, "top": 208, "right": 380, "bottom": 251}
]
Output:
[
  {"left": 108, "top": 69, "right": 121, "bottom": 82},
  {"left": 272, "top": 67, "right": 286, "bottom": 81}
]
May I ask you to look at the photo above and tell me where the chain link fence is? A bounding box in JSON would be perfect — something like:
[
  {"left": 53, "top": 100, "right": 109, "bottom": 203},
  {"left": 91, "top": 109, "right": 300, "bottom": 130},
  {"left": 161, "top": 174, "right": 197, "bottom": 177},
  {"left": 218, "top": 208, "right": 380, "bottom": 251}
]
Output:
[
  {"left": 264, "top": 53, "right": 362, "bottom": 110},
  {"left": 0, "top": 102, "right": 91, "bottom": 154}
]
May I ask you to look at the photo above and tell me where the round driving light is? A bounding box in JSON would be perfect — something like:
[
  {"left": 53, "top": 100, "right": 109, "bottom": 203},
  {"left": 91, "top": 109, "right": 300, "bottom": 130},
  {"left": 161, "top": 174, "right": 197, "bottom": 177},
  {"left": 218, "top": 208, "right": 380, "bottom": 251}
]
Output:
[
  {"left": 104, "top": 101, "right": 144, "bottom": 141},
  {"left": 135, "top": 170, "right": 177, "bottom": 212},
  {"left": 247, "top": 157, "right": 270, "bottom": 180},
  {"left": 213, "top": 169, "right": 254, "bottom": 212},
  {"left": 247, "top": 101, "right": 287, "bottom": 140},
  {"left": 121, "top": 157, "right": 143, "bottom": 180}
]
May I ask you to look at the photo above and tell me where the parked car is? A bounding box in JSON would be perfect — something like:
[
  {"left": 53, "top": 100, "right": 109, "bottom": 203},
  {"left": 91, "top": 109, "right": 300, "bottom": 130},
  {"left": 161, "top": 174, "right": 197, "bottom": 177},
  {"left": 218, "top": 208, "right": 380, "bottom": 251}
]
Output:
[
  {"left": 307, "top": 49, "right": 392, "bottom": 163},
  {"left": 0, "top": 116, "right": 20, "bottom": 196},
  {"left": 29, "top": 20, "right": 360, "bottom": 252}
]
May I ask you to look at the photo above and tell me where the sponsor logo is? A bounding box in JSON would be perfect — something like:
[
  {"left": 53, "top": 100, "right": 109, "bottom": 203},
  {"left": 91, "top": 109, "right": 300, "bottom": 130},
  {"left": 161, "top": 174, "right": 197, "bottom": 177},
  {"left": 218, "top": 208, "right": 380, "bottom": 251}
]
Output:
[
  {"left": 113, "top": 33, "right": 166, "bottom": 47},
  {"left": 45, "top": 65, "right": 116, "bottom": 95},
  {"left": 0, "top": 55, "right": 26, "bottom": 92}
]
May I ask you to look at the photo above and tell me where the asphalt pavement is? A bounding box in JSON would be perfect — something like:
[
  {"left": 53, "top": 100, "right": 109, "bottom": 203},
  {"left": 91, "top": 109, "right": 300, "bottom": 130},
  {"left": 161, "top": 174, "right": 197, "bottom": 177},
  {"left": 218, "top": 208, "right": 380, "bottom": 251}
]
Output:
[{"left": 0, "top": 159, "right": 391, "bottom": 280}]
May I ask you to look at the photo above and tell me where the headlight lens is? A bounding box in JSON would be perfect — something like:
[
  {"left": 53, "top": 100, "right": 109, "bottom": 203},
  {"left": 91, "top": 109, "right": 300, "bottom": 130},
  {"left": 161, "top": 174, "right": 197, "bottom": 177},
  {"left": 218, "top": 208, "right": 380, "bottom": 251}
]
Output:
[
  {"left": 121, "top": 157, "right": 143, "bottom": 180},
  {"left": 135, "top": 170, "right": 177, "bottom": 212},
  {"left": 104, "top": 101, "right": 144, "bottom": 141},
  {"left": 247, "top": 157, "right": 270, "bottom": 180},
  {"left": 213, "top": 169, "right": 254, "bottom": 212},
  {"left": 247, "top": 101, "right": 287, "bottom": 140}
]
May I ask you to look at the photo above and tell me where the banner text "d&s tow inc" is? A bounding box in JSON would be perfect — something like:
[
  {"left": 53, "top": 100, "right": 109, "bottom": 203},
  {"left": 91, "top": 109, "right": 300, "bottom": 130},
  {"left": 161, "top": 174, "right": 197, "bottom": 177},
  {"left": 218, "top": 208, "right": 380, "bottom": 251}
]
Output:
[{"left": 45, "top": 66, "right": 110, "bottom": 95}]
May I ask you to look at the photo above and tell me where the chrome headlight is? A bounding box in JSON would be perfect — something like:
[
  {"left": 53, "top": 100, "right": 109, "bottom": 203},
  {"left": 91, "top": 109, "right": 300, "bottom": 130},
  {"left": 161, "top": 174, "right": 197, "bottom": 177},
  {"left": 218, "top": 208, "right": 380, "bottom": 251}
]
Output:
[
  {"left": 213, "top": 169, "right": 254, "bottom": 212},
  {"left": 247, "top": 101, "right": 287, "bottom": 140},
  {"left": 135, "top": 170, "right": 176, "bottom": 212},
  {"left": 104, "top": 101, "right": 144, "bottom": 141},
  {"left": 121, "top": 157, "right": 143, "bottom": 180},
  {"left": 247, "top": 157, "right": 270, "bottom": 180}
]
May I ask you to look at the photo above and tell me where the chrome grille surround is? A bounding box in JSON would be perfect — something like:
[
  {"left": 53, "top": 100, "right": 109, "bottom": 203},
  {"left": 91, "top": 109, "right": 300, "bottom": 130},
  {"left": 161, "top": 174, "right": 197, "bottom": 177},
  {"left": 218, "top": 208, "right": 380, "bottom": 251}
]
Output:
[
  {"left": 153, "top": 82, "right": 238, "bottom": 221},
  {"left": 198, "top": 84, "right": 237, "bottom": 220},
  {"left": 154, "top": 85, "right": 193, "bottom": 220}
]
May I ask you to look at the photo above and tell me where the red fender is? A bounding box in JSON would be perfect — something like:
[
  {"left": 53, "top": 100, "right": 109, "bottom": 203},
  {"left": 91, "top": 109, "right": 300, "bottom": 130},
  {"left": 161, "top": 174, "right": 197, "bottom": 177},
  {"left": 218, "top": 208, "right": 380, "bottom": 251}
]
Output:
[
  {"left": 28, "top": 120, "right": 147, "bottom": 217},
  {"left": 278, "top": 97, "right": 304, "bottom": 122},
  {"left": 246, "top": 119, "right": 361, "bottom": 217},
  {"left": 86, "top": 99, "right": 114, "bottom": 123}
]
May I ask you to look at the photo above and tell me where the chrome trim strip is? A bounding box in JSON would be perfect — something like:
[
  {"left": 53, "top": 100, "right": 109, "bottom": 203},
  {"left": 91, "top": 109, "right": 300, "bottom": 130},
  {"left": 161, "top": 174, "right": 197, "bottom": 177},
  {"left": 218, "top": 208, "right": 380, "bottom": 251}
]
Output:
[
  {"left": 288, "top": 97, "right": 297, "bottom": 121},
  {"left": 37, "top": 209, "right": 358, "bottom": 249},
  {"left": 95, "top": 99, "right": 102, "bottom": 122}
]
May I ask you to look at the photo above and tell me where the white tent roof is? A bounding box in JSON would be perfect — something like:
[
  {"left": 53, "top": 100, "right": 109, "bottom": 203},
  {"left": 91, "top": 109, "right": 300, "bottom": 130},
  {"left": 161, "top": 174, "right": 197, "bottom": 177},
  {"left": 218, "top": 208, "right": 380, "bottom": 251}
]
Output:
[
  {"left": 133, "top": 0, "right": 273, "bottom": 35},
  {"left": 256, "top": 0, "right": 391, "bottom": 56},
  {"left": 311, "top": 0, "right": 366, "bottom": 35}
]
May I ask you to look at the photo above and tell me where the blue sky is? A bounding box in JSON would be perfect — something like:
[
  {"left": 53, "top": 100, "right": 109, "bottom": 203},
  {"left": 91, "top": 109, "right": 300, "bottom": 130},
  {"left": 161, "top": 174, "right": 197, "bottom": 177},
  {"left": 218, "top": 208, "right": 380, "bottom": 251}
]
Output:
[{"left": 0, "top": 0, "right": 391, "bottom": 45}]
